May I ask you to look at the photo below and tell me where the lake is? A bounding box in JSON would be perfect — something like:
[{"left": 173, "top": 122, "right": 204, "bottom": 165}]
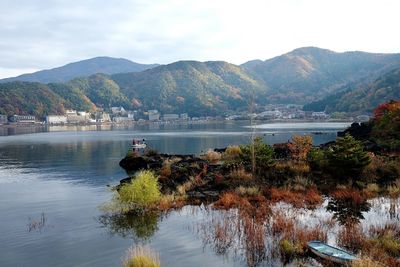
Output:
[{"left": 3, "top": 121, "right": 387, "bottom": 267}]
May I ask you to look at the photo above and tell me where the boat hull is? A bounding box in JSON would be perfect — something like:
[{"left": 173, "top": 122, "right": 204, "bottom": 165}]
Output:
[
  {"left": 309, "top": 247, "right": 352, "bottom": 265},
  {"left": 307, "top": 241, "right": 356, "bottom": 265}
]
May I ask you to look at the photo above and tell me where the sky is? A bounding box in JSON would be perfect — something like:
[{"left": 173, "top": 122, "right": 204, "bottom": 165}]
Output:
[{"left": 1, "top": 0, "right": 399, "bottom": 78}]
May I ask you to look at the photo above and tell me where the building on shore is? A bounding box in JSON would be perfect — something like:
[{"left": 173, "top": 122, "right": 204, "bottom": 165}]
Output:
[
  {"left": 66, "top": 110, "right": 89, "bottom": 124},
  {"left": 180, "top": 113, "right": 189, "bottom": 120},
  {"left": 163, "top": 113, "right": 179, "bottom": 121},
  {"left": 312, "top": 112, "right": 328, "bottom": 120},
  {"left": 95, "top": 112, "right": 111, "bottom": 123},
  {"left": 0, "top": 114, "right": 7, "bottom": 124},
  {"left": 148, "top": 110, "right": 160, "bottom": 121},
  {"left": 111, "top": 106, "right": 127, "bottom": 116},
  {"left": 113, "top": 116, "right": 134, "bottom": 123},
  {"left": 9, "top": 115, "right": 36, "bottom": 124},
  {"left": 46, "top": 115, "right": 67, "bottom": 124}
]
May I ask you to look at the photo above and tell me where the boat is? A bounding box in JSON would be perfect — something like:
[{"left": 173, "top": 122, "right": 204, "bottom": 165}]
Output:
[
  {"left": 307, "top": 241, "right": 357, "bottom": 265},
  {"left": 132, "top": 139, "right": 147, "bottom": 149}
]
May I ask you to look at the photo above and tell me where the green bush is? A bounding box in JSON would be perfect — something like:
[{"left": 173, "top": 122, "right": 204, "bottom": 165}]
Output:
[
  {"left": 327, "top": 133, "right": 371, "bottom": 182},
  {"left": 240, "top": 137, "right": 275, "bottom": 176},
  {"left": 117, "top": 170, "right": 161, "bottom": 213}
]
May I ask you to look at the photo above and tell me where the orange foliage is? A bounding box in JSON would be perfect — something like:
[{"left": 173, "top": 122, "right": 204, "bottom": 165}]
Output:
[
  {"left": 373, "top": 100, "right": 400, "bottom": 121},
  {"left": 267, "top": 187, "right": 323, "bottom": 208},
  {"left": 288, "top": 135, "right": 313, "bottom": 161}
]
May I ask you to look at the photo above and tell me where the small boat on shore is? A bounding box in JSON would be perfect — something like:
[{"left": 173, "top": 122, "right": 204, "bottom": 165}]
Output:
[
  {"left": 132, "top": 139, "right": 147, "bottom": 149},
  {"left": 307, "top": 241, "right": 357, "bottom": 265}
]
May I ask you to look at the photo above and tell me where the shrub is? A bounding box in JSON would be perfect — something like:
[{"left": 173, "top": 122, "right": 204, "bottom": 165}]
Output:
[
  {"left": 240, "top": 137, "right": 275, "bottom": 176},
  {"left": 235, "top": 186, "right": 260, "bottom": 197},
  {"left": 223, "top": 145, "right": 242, "bottom": 160},
  {"left": 116, "top": 170, "right": 161, "bottom": 212},
  {"left": 123, "top": 245, "right": 160, "bottom": 267},
  {"left": 288, "top": 135, "right": 313, "bottom": 161},
  {"left": 308, "top": 148, "right": 328, "bottom": 172},
  {"left": 145, "top": 149, "right": 158, "bottom": 157},
  {"left": 203, "top": 149, "right": 222, "bottom": 163},
  {"left": 327, "top": 133, "right": 371, "bottom": 182},
  {"left": 279, "top": 239, "right": 301, "bottom": 259},
  {"left": 229, "top": 167, "right": 253, "bottom": 183}
]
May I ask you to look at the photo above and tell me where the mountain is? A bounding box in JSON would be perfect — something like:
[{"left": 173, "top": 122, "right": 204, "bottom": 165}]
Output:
[
  {"left": 0, "top": 81, "right": 95, "bottom": 117},
  {"left": 1, "top": 47, "right": 400, "bottom": 118},
  {"left": 0, "top": 57, "right": 159, "bottom": 83},
  {"left": 0, "top": 61, "right": 266, "bottom": 117},
  {"left": 303, "top": 67, "right": 400, "bottom": 113},
  {"left": 242, "top": 47, "right": 400, "bottom": 104},
  {"left": 112, "top": 60, "right": 267, "bottom": 116}
]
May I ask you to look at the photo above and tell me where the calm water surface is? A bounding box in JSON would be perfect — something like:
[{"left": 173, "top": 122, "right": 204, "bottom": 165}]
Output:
[{"left": 0, "top": 121, "right": 358, "bottom": 267}]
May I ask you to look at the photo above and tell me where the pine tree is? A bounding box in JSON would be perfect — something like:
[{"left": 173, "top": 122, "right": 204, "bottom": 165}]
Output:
[{"left": 327, "top": 133, "right": 371, "bottom": 182}]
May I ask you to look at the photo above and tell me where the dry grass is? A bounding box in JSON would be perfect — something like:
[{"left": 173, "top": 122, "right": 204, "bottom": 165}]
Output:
[
  {"left": 235, "top": 186, "right": 260, "bottom": 197},
  {"left": 122, "top": 245, "right": 160, "bottom": 267},
  {"left": 203, "top": 149, "right": 222, "bottom": 163},
  {"left": 223, "top": 145, "right": 242, "bottom": 160},
  {"left": 331, "top": 188, "right": 367, "bottom": 206},
  {"left": 229, "top": 166, "right": 253, "bottom": 182},
  {"left": 271, "top": 211, "right": 327, "bottom": 259},
  {"left": 351, "top": 256, "right": 385, "bottom": 267},
  {"left": 338, "top": 222, "right": 400, "bottom": 267},
  {"left": 266, "top": 187, "right": 322, "bottom": 209}
]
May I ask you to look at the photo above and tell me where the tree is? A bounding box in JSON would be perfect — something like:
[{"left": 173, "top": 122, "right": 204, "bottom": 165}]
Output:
[
  {"left": 371, "top": 100, "right": 400, "bottom": 150},
  {"left": 288, "top": 135, "right": 313, "bottom": 161},
  {"left": 327, "top": 133, "right": 371, "bottom": 183},
  {"left": 240, "top": 137, "right": 275, "bottom": 177}
]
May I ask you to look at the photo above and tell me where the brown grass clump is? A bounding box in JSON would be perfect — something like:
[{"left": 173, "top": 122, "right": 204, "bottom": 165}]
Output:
[
  {"left": 213, "top": 192, "right": 244, "bottom": 210},
  {"left": 337, "top": 222, "right": 400, "bottom": 266},
  {"left": 351, "top": 256, "right": 385, "bottom": 267},
  {"left": 271, "top": 211, "right": 327, "bottom": 259},
  {"left": 331, "top": 188, "right": 367, "bottom": 206},
  {"left": 229, "top": 166, "right": 253, "bottom": 183},
  {"left": 122, "top": 245, "right": 160, "bottom": 267},
  {"left": 203, "top": 149, "right": 222, "bottom": 163},
  {"left": 266, "top": 187, "right": 322, "bottom": 209},
  {"left": 223, "top": 145, "right": 242, "bottom": 160},
  {"left": 337, "top": 224, "right": 366, "bottom": 252},
  {"left": 235, "top": 186, "right": 260, "bottom": 197}
]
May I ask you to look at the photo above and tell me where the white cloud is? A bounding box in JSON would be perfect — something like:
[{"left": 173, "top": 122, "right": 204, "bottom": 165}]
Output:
[{"left": 0, "top": 0, "right": 399, "bottom": 78}]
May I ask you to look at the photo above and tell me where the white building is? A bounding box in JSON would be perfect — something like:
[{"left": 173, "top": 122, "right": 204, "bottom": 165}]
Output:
[
  {"left": 46, "top": 115, "right": 67, "bottom": 124},
  {"left": 257, "top": 110, "right": 282, "bottom": 119},
  {"left": 65, "top": 109, "right": 77, "bottom": 116},
  {"left": 113, "top": 117, "right": 134, "bottom": 123},
  {"left": 0, "top": 114, "right": 7, "bottom": 124},
  {"left": 111, "top": 106, "right": 127, "bottom": 116},
  {"left": 148, "top": 110, "right": 160, "bottom": 121},
  {"left": 163, "top": 114, "right": 179, "bottom": 121},
  {"left": 312, "top": 112, "right": 328, "bottom": 119}
]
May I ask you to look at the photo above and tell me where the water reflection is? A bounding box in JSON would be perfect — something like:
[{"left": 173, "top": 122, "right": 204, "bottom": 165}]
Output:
[
  {"left": 98, "top": 211, "right": 161, "bottom": 242},
  {"left": 326, "top": 189, "right": 371, "bottom": 225}
]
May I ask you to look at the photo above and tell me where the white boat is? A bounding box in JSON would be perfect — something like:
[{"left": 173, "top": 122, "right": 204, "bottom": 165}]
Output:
[
  {"left": 132, "top": 139, "right": 147, "bottom": 149},
  {"left": 132, "top": 143, "right": 146, "bottom": 149},
  {"left": 307, "top": 241, "right": 357, "bottom": 265}
]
